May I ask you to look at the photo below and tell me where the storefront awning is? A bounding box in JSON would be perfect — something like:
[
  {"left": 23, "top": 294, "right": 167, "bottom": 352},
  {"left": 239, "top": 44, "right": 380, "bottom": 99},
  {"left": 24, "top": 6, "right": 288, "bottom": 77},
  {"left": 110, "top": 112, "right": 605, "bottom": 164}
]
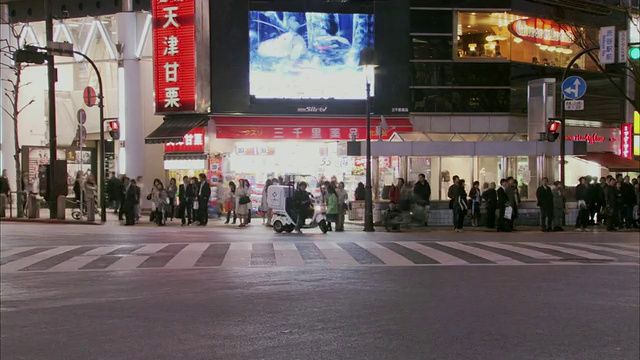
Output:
[
  {"left": 213, "top": 116, "right": 412, "bottom": 141},
  {"left": 163, "top": 153, "right": 209, "bottom": 161},
  {"left": 145, "top": 115, "right": 208, "bottom": 144},
  {"left": 577, "top": 153, "right": 640, "bottom": 172}
]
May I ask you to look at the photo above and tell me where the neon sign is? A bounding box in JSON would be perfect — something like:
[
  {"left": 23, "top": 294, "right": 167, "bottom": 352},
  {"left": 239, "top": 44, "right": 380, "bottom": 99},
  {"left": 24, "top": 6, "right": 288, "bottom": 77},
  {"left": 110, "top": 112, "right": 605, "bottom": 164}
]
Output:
[
  {"left": 164, "top": 127, "right": 206, "bottom": 153},
  {"left": 620, "top": 124, "right": 633, "bottom": 159},
  {"left": 509, "top": 18, "right": 574, "bottom": 46}
]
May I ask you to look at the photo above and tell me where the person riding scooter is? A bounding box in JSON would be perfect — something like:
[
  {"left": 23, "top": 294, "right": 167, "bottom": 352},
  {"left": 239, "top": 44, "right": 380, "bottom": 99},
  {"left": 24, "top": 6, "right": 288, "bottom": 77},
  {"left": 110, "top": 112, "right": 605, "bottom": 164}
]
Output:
[{"left": 293, "top": 182, "right": 312, "bottom": 234}]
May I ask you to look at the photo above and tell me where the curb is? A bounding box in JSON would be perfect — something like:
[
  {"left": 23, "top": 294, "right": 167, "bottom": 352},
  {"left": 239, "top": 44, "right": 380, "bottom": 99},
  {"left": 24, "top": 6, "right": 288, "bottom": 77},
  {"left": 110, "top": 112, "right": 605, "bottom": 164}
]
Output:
[{"left": 0, "top": 218, "right": 103, "bottom": 225}]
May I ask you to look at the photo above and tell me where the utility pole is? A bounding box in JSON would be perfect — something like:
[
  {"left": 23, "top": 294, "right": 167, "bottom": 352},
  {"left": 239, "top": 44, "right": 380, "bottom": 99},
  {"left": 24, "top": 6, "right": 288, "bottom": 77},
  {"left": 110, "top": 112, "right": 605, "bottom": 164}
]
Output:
[{"left": 44, "top": 0, "right": 58, "bottom": 218}]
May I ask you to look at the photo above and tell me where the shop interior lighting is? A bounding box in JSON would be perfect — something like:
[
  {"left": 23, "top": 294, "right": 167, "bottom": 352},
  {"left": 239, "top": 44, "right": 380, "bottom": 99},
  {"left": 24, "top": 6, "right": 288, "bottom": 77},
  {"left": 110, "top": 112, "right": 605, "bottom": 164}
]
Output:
[
  {"left": 135, "top": 13, "right": 153, "bottom": 59},
  {"left": 547, "top": 46, "right": 556, "bottom": 51},
  {"left": 468, "top": 43, "right": 477, "bottom": 51},
  {"left": 513, "top": 37, "right": 523, "bottom": 43},
  {"left": 486, "top": 35, "right": 495, "bottom": 42},
  {"left": 539, "top": 45, "right": 548, "bottom": 50}
]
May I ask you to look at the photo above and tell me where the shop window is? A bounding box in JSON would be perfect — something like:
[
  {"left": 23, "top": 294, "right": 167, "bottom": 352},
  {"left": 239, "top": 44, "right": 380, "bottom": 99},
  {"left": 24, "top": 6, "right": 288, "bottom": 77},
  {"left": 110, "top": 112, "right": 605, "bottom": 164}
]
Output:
[
  {"left": 440, "top": 157, "right": 472, "bottom": 200},
  {"left": 407, "top": 157, "right": 436, "bottom": 195},
  {"left": 477, "top": 157, "right": 503, "bottom": 188},
  {"left": 412, "top": 36, "right": 453, "bottom": 60},
  {"left": 410, "top": 10, "right": 454, "bottom": 34},
  {"left": 456, "top": 12, "right": 588, "bottom": 68},
  {"left": 412, "top": 62, "right": 453, "bottom": 86}
]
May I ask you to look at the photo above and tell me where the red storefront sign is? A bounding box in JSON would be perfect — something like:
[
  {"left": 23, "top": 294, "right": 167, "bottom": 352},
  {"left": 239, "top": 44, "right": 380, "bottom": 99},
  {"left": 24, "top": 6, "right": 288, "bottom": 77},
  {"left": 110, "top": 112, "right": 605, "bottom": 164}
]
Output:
[
  {"left": 164, "top": 127, "right": 205, "bottom": 153},
  {"left": 565, "top": 133, "right": 616, "bottom": 144},
  {"left": 620, "top": 123, "right": 633, "bottom": 159},
  {"left": 508, "top": 18, "right": 574, "bottom": 46},
  {"left": 152, "top": 0, "right": 197, "bottom": 113},
  {"left": 214, "top": 117, "right": 413, "bottom": 141}
]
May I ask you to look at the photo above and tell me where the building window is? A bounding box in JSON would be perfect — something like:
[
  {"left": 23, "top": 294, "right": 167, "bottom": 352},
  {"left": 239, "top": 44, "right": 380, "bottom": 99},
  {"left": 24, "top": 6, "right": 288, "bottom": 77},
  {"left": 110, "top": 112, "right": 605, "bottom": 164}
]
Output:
[
  {"left": 456, "top": 12, "right": 591, "bottom": 69},
  {"left": 412, "top": 36, "right": 453, "bottom": 60},
  {"left": 412, "top": 63, "right": 454, "bottom": 86},
  {"left": 411, "top": 88, "right": 510, "bottom": 113},
  {"left": 410, "top": 10, "right": 453, "bottom": 34}
]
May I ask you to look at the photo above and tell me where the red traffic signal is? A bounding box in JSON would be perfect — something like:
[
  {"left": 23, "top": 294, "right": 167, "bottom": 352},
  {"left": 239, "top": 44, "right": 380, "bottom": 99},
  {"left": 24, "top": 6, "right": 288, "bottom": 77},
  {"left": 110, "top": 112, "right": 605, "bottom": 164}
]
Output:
[
  {"left": 547, "top": 121, "right": 560, "bottom": 142},
  {"left": 107, "top": 120, "right": 120, "bottom": 140}
]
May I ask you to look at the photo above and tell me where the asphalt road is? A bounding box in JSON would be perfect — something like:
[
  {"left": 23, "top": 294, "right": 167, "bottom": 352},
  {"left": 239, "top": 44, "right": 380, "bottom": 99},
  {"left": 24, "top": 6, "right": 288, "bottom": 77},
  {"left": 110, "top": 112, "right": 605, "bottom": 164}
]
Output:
[{"left": 1, "top": 222, "right": 639, "bottom": 360}]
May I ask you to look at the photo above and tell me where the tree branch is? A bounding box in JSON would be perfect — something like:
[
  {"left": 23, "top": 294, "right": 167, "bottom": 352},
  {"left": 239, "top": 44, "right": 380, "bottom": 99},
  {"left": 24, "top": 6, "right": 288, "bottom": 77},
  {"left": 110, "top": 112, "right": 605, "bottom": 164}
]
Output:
[{"left": 17, "top": 99, "right": 34, "bottom": 114}]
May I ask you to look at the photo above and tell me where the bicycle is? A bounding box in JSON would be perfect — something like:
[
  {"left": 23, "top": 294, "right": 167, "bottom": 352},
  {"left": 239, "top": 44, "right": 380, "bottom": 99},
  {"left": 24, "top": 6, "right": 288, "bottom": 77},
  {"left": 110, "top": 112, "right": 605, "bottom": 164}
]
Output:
[{"left": 69, "top": 198, "right": 100, "bottom": 220}]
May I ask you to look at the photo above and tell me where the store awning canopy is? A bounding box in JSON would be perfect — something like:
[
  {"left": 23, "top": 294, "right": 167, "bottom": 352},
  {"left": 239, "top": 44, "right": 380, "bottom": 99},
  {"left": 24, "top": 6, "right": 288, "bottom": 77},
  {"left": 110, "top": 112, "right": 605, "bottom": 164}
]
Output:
[
  {"left": 145, "top": 115, "right": 208, "bottom": 144},
  {"left": 577, "top": 153, "right": 640, "bottom": 172}
]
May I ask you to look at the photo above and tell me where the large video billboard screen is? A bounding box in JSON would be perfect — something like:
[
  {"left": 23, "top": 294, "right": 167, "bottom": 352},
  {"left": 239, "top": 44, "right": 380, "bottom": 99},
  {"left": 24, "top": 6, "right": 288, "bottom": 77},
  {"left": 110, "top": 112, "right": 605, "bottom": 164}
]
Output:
[{"left": 249, "top": 11, "right": 375, "bottom": 100}]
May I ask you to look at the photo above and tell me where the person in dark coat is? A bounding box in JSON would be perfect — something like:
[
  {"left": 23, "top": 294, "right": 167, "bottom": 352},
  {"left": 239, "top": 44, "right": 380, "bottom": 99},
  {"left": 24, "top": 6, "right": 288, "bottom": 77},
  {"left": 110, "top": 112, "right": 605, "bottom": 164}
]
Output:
[
  {"left": 575, "top": 177, "right": 590, "bottom": 231},
  {"left": 293, "top": 181, "right": 312, "bottom": 234},
  {"left": 496, "top": 179, "right": 508, "bottom": 231},
  {"left": 453, "top": 179, "right": 468, "bottom": 232},
  {"left": 106, "top": 172, "right": 121, "bottom": 212},
  {"left": 123, "top": 178, "right": 136, "bottom": 225},
  {"left": 603, "top": 177, "right": 618, "bottom": 231},
  {"left": 118, "top": 175, "right": 127, "bottom": 220},
  {"left": 621, "top": 176, "right": 637, "bottom": 229},
  {"left": 196, "top": 173, "right": 211, "bottom": 226},
  {"left": 448, "top": 175, "right": 460, "bottom": 228},
  {"left": 354, "top": 182, "right": 365, "bottom": 201},
  {"left": 413, "top": 173, "right": 431, "bottom": 226},
  {"left": 536, "top": 177, "right": 554, "bottom": 232},
  {"left": 179, "top": 176, "right": 194, "bottom": 226},
  {"left": 482, "top": 182, "right": 498, "bottom": 229}
]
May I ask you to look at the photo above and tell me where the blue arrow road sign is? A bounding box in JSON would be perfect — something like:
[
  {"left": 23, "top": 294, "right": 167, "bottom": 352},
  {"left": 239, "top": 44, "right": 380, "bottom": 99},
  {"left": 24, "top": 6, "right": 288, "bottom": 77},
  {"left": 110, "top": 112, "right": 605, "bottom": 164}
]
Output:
[{"left": 562, "top": 76, "right": 587, "bottom": 100}]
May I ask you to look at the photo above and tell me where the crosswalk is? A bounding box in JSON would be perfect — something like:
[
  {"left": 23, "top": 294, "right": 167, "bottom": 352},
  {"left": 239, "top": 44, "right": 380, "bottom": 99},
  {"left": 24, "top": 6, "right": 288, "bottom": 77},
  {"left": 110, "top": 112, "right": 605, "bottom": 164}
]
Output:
[{"left": 1, "top": 242, "right": 638, "bottom": 273}]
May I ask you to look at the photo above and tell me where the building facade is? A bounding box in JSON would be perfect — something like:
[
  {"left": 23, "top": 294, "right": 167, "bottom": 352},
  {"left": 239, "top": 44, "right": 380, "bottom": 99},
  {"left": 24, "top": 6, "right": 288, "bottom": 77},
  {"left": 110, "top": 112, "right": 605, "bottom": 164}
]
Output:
[{"left": 1, "top": 0, "right": 637, "bottom": 211}]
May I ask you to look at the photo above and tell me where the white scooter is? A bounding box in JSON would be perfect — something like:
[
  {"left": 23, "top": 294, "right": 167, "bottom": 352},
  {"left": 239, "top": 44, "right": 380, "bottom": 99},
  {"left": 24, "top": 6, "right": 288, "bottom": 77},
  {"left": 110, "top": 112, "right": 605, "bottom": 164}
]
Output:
[{"left": 267, "top": 185, "right": 328, "bottom": 234}]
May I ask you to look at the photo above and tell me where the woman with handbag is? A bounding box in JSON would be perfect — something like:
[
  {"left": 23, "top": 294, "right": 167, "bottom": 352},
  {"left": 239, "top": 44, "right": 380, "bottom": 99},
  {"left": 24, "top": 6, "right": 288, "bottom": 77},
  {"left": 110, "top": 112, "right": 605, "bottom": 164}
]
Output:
[
  {"left": 224, "top": 181, "right": 237, "bottom": 224},
  {"left": 151, "top": 179, "right": 169, "bottom": 226},
  {"left": 454, "top": 179, "right": 469, "bottom": 232},
  {"left": 236, "top": 179, "right": 251, "bottom": 228}
]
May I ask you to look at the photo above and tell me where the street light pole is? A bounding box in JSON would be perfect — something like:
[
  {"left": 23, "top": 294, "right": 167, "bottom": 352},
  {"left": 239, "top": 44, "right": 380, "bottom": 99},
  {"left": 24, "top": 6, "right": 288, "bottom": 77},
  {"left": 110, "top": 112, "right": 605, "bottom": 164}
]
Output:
[
  {"left": 359, "top": 46, "right": 377, "bottom": 232},
  {"left": 364, "top": 80, "right": 374, "bottom": 232},
  {"left": 72, "top": 50, "right": 106, "bottom": 223},
  {"left": 44, "top": 0, "right": 58, "bottom": 219}
]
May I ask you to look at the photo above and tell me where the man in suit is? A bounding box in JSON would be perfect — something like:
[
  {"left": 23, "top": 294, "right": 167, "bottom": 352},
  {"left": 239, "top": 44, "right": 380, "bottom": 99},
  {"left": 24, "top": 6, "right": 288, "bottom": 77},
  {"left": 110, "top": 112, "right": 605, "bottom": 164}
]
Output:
[
  {"left": 536, "top": 177, "right": 554, "bottom": 232},
  {"left": 496, "top": 179, "right": 509, "bottom": 232},
  {"left": 482, "top": 182, "right": 498, "bottom": 229},
  {"left": 197, "top": 173, "right": 211, "bottom": 226},
  {"left": 179, "top": 175, "right": 194, "bottom": 226}
]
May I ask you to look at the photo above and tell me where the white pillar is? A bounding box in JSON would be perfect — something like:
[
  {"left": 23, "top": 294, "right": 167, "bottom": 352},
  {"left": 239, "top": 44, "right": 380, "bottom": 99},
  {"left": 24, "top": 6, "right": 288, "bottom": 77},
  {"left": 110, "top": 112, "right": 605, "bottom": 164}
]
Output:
[
  {"left": 1, "top": 4, "right": 17, "bottom": 193},
  {"left": 116, "top": 12, "right": 144, "bottom": 180}
]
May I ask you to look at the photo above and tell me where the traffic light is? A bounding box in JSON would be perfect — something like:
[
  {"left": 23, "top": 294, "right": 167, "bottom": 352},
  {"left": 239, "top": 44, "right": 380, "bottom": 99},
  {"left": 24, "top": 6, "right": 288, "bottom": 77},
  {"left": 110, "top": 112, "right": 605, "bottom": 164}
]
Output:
[
  {"left": 547, "top": 120, "right": 560, "bottom": 142},
  {"left": 108, "top": 120, "right": 120, "bottom": 140},
  {"left": 630, "top": 45, "right": 640, "bottom": 61}
]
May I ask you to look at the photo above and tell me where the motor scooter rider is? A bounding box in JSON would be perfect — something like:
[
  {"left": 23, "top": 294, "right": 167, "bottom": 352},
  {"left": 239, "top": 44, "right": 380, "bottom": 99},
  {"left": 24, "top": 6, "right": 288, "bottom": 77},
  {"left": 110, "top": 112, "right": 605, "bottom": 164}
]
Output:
[{"left": 293, "top": 182, "right": 312, "bottom": 234}]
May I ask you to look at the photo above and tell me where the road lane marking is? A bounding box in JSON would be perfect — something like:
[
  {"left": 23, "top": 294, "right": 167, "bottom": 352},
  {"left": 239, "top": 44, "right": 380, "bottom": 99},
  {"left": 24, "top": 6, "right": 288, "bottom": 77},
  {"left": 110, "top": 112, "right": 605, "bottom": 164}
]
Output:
[
  {"left": 484, "top": 242, "right": 561, "bottom": 261},
  {"left": 399, "top": 242, "right": 467, "bottom": 265},
  {"left": 438, "top": 242, "right": 523, "bottom": 265},
  {"left": 165, "top": 243, "right": 210, "bottom": 268},
  {"left": 565, "top": 243, "right": 639, "bottom": 258},
  {"left": 0, "top": 246, "right": 78, "bottom": 272},
  {"left": 355, "top": 242, "right": 414, "bottom": 266},
  {"left": 315, "top": 242, "right": 359, "bottom": 266},
  {"left": 524, "top": 243, "right": 616, "bottom": 260},
  {"left": 273, "top": 242, "right": 305, "bottom": 266},
  {"left": 221, "top": 242, "right": 252, "bottom": 267}
]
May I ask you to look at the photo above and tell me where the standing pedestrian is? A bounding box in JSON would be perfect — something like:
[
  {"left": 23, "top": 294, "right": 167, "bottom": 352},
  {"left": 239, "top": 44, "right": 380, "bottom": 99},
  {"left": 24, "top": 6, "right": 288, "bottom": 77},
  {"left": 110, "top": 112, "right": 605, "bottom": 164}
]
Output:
[
  {"left": 123, "top": 178, "right": 136, "bottom": 226},
  {"left": 482, "top": 182, "right": 497, "bottom": 229},
  {"left": 536, "top": 177, "right": 554, "bottom": 232},
  {"left": 413, "top": 173, "right": 431, "bottom": 226},
  {"left": 575, "top": 177, "right": 590, "bottom": 231},
  {"left": 235, "top": 179, "right": 251, "bottom": 228},
  {"left": 178, "top": 176, "right": 194, "bottom": 226},
  {"left": 448, "top": 175, "right": 460, "bottom": 229},
  {"left": 293, "top": 181, "right": 312, "bottom": 234},
  {"left": 261, "top": 179, "right": 272, "bottom": 226},
  {"left": 468, "top": 181, "right": 481, "bottom": 227},
  {"left": 604, "top": 177, "right": 618, "bottom": 231},
  {"left": 552, "top": 181, "right": 566, "bottom": 231},
  {"left": 166, "top": 178, "right": 178, "bottom": 221},
  {"left": 621, "top": 176, "right": 636, "bottom": 229},
  {"left": 335, "top": 181, "right": 347, "bottom": 232},
  {"left": 135, "top": 176, "right": 144, "bottom": 222},
  {"left": 224, "top": 181, "right": 237, "bottom": 225},
  {"left": 453, "top": 179, "right": 468, "bottom": 232},
  {"left": 196, "top": 173, "right": 211, "bottom": 226},
  {"left": 326, "top": 185, "right": 339, "bottom": 232}
]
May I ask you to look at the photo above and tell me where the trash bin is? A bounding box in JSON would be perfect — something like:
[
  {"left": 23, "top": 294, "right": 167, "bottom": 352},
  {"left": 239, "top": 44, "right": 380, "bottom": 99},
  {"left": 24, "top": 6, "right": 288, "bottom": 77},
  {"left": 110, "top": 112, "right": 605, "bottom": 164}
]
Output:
[
  {"left": 27, "top": 194, "right": 39, "bottom": 219},
  {"left": 349, "top": 201, "right": 365, "bottom": 221}
]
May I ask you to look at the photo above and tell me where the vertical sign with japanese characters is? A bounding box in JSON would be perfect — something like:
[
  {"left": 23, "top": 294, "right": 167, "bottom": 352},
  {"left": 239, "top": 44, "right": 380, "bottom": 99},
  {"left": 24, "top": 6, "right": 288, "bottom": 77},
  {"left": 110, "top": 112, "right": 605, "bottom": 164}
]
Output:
[
  {"left": 620, "top": 123, "right": 633, "bottom": 159},
  {"left": 599, "top": 26, "right": 616, "bottom": 65},
  {"left": 152, "top": 0, "right": 210, "bottom": 114}
]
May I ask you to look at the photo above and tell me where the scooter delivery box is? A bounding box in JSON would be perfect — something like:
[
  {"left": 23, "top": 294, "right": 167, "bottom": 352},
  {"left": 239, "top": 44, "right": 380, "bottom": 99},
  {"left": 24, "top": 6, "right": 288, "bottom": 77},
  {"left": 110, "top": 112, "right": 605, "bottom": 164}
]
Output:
[{"left": 267, "top": 185, "right": 294, "bottom": 211}]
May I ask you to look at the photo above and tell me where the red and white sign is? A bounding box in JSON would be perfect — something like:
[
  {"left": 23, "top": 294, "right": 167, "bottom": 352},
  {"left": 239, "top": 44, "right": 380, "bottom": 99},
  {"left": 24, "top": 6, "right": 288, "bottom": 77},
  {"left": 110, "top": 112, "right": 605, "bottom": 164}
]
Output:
[
  {"left": 152, "top": 0, "right": 197, "bottom": 113},
  {"left": 164, "top": 127, "right": 206, "bottom": 153},
  {"left": 565, "top": 127, "right": 620, "bottom": 154},
  {"left": 508, "top": 18, "right": 574, "bottom": 46},
  {"left": 214, "top": 117, "right": 413, "bottom": 141},
  {"left": 620, "top": 123, "right": 633, "bottom": 159}
]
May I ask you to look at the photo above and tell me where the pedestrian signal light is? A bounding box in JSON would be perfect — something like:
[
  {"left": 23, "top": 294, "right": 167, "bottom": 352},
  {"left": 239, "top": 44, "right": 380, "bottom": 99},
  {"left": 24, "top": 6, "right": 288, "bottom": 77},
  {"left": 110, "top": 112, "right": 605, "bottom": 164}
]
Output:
[
  {"left": 547, "top": 121, "right": 560, "bottom": 142},
  {"left": 630, "top": 45, "right": 640, "bottom": 61},
  {"left": 108, "top": 120, "right": 120, "bottom": 140}
]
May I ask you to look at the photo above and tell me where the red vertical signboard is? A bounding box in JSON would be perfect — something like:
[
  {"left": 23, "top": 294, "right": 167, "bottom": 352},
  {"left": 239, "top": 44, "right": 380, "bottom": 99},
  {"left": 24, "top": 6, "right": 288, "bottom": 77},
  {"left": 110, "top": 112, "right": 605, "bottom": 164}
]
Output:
[
  {"left": 620, "top": 124, "right": 633, "bottom": 159},
  {"left": 152, "top": 0, "right": 197, "bottom": 113},
  {"left": 164, "top": 127, "right": 206, "bottom": 153}
]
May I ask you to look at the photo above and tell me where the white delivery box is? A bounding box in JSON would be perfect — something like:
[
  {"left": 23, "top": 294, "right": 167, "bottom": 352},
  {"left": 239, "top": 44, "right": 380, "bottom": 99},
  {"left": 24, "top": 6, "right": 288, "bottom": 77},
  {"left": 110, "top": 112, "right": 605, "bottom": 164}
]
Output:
[{"left": 267, "top": 185, "right": 294, "bottom": 211}]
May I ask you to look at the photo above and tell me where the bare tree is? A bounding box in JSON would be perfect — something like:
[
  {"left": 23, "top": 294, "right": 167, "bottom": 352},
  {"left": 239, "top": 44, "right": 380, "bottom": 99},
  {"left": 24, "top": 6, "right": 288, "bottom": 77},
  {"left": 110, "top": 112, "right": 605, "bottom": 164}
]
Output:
[
  {"left": 560, "top": 5, "right": 639, "bottom": 112},
  {"left": 1, "top": 20, "right": 35, "bottom": 217}
]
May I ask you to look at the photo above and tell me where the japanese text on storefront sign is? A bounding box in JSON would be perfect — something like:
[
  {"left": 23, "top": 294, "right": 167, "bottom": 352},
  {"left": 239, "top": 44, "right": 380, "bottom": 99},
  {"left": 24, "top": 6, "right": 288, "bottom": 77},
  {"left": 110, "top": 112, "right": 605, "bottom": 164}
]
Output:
[
  {"left": 216, "top": 126, "right": 412, "bottom": 140},
  {"left": 152, "top": 0, "right": 196, "bottom": 113},
  {"left": 164, "top": 127, "right": 205, "bottom": 153},
  {"left": 620, "top": 124, "right": 633, "bottom": 159}
]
